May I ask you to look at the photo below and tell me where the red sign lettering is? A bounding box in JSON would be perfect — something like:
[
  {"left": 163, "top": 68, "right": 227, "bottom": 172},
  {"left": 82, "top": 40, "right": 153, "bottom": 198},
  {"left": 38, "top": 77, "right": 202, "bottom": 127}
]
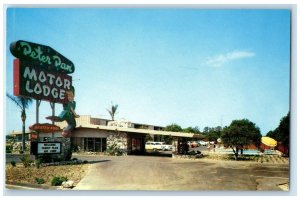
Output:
[{"left": 29, "top": 123, "right": 61, "bottom": 133}]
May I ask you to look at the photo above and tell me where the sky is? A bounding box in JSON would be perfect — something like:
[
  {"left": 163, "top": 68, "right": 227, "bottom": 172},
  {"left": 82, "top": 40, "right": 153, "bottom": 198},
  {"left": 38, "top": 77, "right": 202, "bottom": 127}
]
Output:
[{"left": 4, "top": 8, "right": 290, "bottom": 135}]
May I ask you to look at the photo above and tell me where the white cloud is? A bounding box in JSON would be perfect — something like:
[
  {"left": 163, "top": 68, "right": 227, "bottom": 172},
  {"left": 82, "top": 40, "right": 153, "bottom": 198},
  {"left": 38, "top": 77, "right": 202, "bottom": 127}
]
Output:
[{"left": 205, "top": 50, "right": 255, "bottom": 67}]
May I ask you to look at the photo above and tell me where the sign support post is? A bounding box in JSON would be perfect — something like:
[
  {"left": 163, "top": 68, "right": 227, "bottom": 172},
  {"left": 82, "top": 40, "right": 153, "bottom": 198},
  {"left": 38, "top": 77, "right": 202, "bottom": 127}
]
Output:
[
  {"left": 36, "top": 100, "right": 41, "bottom": 124},
  {"left": 50, "top": 102, "right": 55, "bottom": 139},
  {"left": 36, "top": 100, "right": 41, "bottom": 141}
]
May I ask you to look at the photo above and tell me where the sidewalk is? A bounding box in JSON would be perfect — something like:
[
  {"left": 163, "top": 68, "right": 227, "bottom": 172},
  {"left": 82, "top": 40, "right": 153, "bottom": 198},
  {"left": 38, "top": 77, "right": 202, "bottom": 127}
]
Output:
[{"left": 5, "top": 182, "right": 58, "bottom": 190}]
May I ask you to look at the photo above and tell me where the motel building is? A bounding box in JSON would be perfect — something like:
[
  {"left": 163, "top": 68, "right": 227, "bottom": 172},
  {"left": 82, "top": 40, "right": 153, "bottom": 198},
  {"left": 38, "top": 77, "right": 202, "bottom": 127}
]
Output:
[{"left": 10, "top": 115, "right": 204, "bottom": 156}]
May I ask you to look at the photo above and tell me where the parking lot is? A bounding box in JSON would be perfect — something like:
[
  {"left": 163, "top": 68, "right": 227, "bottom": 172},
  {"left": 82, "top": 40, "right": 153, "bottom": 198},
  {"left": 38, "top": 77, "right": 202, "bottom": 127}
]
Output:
[{"left": 73, "top": 154, "right": 289, "bottom": 191}]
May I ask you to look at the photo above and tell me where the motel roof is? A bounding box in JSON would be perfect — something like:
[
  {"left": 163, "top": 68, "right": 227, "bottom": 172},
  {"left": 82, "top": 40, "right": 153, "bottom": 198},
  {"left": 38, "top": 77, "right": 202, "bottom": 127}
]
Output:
[
  {"left": 76, "top": 124, "right": 204, "bottom": 139},
  {"left": 53, "top": 115, "right": 205, "bottom": 139}
]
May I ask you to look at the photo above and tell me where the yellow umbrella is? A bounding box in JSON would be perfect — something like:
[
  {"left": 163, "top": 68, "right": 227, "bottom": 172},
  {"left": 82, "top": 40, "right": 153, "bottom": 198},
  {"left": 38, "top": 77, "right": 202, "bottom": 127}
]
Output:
[{"left": 261, "top": 136, "right": 277, "bottom": 147}]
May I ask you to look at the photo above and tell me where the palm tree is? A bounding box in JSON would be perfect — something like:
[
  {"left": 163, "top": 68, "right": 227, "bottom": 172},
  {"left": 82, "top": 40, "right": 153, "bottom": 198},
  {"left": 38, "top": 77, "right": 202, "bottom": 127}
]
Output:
[
  {"left": 106, "top": 102, "right": 118, "bottom": 121},
  {"left": 6, "top": 93, "right": 33, "bottom": 153}
]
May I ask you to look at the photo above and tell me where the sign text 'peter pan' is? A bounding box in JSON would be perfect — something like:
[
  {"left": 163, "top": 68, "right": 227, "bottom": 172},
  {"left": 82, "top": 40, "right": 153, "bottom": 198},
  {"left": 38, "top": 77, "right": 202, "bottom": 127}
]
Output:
[{"left": 10, "top": 40, "right": 75, "bottom": 74}]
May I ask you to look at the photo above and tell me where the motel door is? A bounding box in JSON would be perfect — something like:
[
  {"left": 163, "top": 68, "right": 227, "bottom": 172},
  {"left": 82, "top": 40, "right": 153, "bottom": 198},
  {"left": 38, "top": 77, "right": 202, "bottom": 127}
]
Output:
[{"left": 131, "top": 137, "right": 145, "bottom": 155}]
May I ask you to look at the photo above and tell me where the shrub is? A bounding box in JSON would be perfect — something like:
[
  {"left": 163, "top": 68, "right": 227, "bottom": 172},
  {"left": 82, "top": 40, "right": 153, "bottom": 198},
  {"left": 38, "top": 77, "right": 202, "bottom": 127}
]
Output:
[
  {"left": 10, "top": 161, "right": 16, "bottom": 167},
  {"left": 51, "top": 176, "right": 68, "bottom": 186},
  {"left": 6, "top": 145, "right": 13, "bottom": 153},
  {"left": 20, "top": 155, "right": 33, "bottom": 168},
  {"left": 106, "top": 143, "right": 124, "bottom": 156},
  {"left": 40, "top": 155, "right": 53, "bottom": 163},
  {"left": 35, "top": 159, "right": 42, "bottom": 168},
  {"left": 83, "top": 160, "right": 88, "bottom": 164},
  {"left": 72, "top": 145, "right": 81, "bottom": 152},
  {"left": 53, "top": 157, "right": 63, "bottom": 162},
  {"left": 71, "top": 158, "right": 78, "bottom": 161},
  {"left": 35, "top": 177, "right": 45, "bottom": 184}
]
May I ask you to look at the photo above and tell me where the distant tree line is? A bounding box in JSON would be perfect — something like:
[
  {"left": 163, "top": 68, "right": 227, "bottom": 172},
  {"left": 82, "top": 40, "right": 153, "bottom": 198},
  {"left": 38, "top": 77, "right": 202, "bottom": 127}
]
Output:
[
  {"left": 163, "top": 124, "right": 201, "bottom": 134},
  {"left": 162, "top": 112, "right": 290, "bottom": 159},
  {"left": 202, "top": 126, "right": 223, "bottom": 142}
]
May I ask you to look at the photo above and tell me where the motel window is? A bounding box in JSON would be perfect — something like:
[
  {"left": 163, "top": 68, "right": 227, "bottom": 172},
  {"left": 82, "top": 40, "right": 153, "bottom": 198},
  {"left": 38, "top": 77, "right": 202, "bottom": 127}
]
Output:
[{"left": 83, "top": 137, "right": 106, "bottom": 152}]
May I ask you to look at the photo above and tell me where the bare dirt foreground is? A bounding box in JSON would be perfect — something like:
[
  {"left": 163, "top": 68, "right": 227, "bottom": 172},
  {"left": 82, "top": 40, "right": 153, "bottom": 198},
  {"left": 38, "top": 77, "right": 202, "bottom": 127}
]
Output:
[{"left": 6, "top": 163, "right": 89, "bottom": 188}]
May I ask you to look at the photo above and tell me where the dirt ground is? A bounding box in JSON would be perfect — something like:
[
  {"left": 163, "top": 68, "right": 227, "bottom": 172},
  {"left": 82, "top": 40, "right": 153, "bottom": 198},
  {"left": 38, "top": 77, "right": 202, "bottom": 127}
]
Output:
[{"left": 6, "top": 163, "right": 89, "bottom": 187}]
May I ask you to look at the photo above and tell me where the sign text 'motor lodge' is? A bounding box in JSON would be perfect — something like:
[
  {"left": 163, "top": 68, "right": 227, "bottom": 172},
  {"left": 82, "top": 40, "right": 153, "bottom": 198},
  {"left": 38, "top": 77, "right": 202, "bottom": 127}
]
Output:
[{"left": 14, "top": 59, "right": 72, "bottom": 104}]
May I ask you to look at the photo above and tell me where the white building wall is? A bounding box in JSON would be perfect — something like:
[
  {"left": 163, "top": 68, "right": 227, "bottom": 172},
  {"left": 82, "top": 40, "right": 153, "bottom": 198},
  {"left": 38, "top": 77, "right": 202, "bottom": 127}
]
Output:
[
  {"left": 72, "top": 128, "right": 110, "bottom": 138},
  {"left": 39, "top": 129, "right": 110, "bottom": 138}
]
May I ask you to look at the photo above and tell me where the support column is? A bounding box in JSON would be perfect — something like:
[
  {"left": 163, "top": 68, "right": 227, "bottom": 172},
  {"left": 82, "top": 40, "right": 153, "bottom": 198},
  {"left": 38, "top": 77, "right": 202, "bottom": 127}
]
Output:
[
  {"left": 100, "top": 138, "right": 103, "bottom": 152},
  {"left": 93, "top": 138, "right": 96, "bottom": 152},
  {"left": 36, "top": 100, "right": 41, "bottom": 123},
  {"left": 172, "top": 137, "right": 178, "bottom": 158},
  {"left": 36, "top": 100, "right": 41, "bottom": 141},
  {"left": 50, "top": 102, "right": 55, "bottom": 139}
]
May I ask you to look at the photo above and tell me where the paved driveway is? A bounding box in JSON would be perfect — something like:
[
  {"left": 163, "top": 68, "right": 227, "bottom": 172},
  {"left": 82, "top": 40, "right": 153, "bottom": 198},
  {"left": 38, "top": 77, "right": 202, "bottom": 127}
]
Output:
[{"left": 73, "top": 155, "right": 289, "bottom": 191}]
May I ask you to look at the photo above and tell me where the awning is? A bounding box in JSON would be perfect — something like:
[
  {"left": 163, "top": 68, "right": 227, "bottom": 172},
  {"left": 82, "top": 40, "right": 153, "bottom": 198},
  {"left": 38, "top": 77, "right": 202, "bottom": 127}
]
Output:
[
  {"left": 77, "top": 124, "right": 205, "bottom": 139},
  {"left": 261, "top": 136, "right": 277, "bottom": 147}
]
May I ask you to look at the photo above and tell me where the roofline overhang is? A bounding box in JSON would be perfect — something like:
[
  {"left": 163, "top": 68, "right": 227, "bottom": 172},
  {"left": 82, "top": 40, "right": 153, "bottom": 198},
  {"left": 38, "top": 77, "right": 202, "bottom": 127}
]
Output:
[{"left": 76, "top": 125, "right": 204, "bottom": 139}]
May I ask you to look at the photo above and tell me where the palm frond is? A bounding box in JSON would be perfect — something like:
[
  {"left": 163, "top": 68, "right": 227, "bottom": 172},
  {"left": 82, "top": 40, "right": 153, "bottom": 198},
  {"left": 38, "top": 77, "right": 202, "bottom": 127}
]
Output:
[
  {"left": 6, "top": 93, "right": 23, "bottom": 110},
  {"left": 106, "top": 102, "right": 118, "bottom": 120},
  {"left": 6, "top": 93, "right": 33, "bottom": 111}
]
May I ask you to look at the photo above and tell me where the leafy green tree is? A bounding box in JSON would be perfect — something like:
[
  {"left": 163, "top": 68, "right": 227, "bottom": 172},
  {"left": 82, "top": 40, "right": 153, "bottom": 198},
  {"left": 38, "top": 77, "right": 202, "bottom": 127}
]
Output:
[
  {"left": 266, "top": 112, "right": 290, "bottom": 154},
  {"left": 221, "top": 119, "right": 261, "bottom": 160},
  {"left": 203, "top": 126, "right": 210, "bottom": 134},
  {"left": 163, "top": 124, "right": 183, "bottom": 132},
  {"left": 6, "top": 94, "right": 32, "bottom": 153},
  {"left": 162, "top": 124, "right": 183, "bottom": 144},
  {"left": 277, "top": 112, "right": 289, "bottom": 148},
  {"left": 201, "top": 126, "right": 222, "bottom": 141},
  {"left": 207, "top": 131, "right": 221, "bottom": 142},
  {"left": 266, "top": 129, "right": 280, "bottom": 141},
  {"left": 106, "top": 102, "right": 118, "bottom": 121},
  {"left": 215, "top": 126, "right": 222, "bottom": 132},
  {"left": 183, "top": 126, "right": 201, "bottom": 134}
]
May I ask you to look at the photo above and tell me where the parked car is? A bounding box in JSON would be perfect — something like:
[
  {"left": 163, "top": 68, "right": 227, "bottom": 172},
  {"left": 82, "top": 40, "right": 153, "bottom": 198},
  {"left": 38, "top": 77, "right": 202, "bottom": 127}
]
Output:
[
  {"left": 145, "top": 142, "right": 172, "bottom": 151},
  {"left": 198, "top": 140, "right": 208, "bottom": 146},
  {"left": 188, "top": 141, "right": 199, "bottom": 148},
  {"left": 161, "top": 143, "right": 173, "bottom": 151}
]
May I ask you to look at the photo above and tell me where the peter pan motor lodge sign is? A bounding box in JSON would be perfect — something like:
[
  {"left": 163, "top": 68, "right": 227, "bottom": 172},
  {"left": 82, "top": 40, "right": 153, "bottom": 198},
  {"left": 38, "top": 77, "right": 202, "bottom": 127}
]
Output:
[{"left": 10, "top": 40, "right": 74, "bottom": 104}]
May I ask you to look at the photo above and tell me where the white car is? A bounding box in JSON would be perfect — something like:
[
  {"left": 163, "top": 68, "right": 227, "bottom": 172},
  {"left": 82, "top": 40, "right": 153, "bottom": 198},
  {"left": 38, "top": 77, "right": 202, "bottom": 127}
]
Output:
[
  {"left": 198, "top": 140, "right": 208, "bottom": 146},
  {"left": 145, "top": 142, "right": 172, "bottom": 151},
  {"left": 161, "top": 143, "right": 173, "bottom": 151}
]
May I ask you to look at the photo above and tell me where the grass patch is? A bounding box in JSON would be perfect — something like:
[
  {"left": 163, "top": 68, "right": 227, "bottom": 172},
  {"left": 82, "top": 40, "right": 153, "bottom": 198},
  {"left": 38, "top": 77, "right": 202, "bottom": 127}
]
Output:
[
  {"left": 35, "top": 177, "right": 45, "bottom": 184},
  {"left": 51, "top": 176, "right": 68, "bottom": 186}
]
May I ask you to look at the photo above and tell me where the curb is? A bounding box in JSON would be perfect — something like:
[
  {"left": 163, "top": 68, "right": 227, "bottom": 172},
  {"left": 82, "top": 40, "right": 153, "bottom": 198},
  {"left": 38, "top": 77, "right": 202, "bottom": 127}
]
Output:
[{"left": 5, "top": 182, "right": 58, "bottom": 190}]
